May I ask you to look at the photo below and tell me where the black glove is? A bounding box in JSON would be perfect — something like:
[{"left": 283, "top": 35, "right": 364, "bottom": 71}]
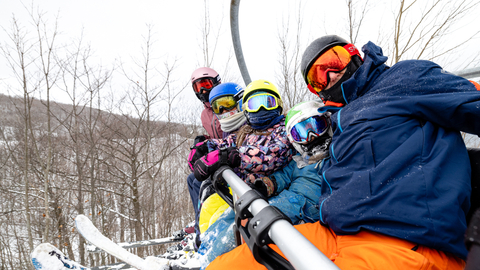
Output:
[
  {"left": 188, "top": 140, "right": 209, "bottom": 171},
  {"left": 193, "top": 147, "right": 241, "bottom": 181},
  {"left": 248, "top": 176, "right": 277, "bottom": 198},
  {"left": 193, "top": 135, "right": 207, "bottom": 147}
]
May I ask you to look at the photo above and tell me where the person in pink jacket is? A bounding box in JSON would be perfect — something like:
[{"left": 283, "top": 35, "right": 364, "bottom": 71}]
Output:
[
  {"left": 192, "top": 67, "right": 224, "bottom": 139},
  {"left": 180, "top": 67, "right": 223, "bottom": 250}
]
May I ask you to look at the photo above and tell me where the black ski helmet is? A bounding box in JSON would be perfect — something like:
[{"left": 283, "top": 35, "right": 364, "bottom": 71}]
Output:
[{"left": 300, "top": 35, "right": 349, "bottom": 85}]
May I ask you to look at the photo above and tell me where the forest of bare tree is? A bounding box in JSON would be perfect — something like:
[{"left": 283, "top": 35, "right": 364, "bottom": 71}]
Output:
[
  {"left": 0, "top": 0, "right": 479, "bottom": 269},
  {"left": 0, "top": 6, "right": 201, "bottom": 269}
]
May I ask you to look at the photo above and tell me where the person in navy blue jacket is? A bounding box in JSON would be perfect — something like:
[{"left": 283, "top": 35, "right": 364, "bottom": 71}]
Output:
[{"left": 207, "top": 35, "right": 480, "bottom": 270}]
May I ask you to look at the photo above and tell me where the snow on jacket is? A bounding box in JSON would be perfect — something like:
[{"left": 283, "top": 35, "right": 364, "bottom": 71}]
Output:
[
  {"left": 319, "top": 41, "right": 480, "bottom": 260},
  {"left": 208, "top": 119, "right": 295, "bottom": 183},
  {"left": 201, "top": 102, "right": 223, "bottom": 139}
]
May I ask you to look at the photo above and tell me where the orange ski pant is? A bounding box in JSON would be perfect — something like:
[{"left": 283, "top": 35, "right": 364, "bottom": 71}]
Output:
[{"left": 206, "top": 221, "right": 465, "bottom": 270}]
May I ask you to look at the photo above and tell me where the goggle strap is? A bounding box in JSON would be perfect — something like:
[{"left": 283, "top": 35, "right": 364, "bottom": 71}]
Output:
[
  {"left": 343, "top": 44, "right": 362, "bottom": 60},
  {"left": 234, "top": 89, "right": 244, "bottom": 102},
  {"left": 213, "top": 74, "right": 221, "bottom": 85},
  {"left": 307, "top": 84, "right": 317, "bottom": 95},
  {"left": 343, "top": 44, "right": 359, "bottom": 56}
]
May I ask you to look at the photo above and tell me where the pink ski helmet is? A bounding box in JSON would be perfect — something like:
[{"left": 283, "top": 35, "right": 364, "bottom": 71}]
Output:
[{"left": 191, "top": 67, "right": 221, "bottom": 102}]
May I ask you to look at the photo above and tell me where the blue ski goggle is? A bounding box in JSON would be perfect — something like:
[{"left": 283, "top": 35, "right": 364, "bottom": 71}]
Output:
[
  {"left": 290, "top": 115, "right": 329, "bottom": 144},
  {"left": 245, "top": 93, "right": 279, "bottom": 113}
]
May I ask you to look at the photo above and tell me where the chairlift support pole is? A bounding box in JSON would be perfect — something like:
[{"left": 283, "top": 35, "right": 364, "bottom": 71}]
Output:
[{"left": 230, "top": 0, "right": 252, "bottom": 86}]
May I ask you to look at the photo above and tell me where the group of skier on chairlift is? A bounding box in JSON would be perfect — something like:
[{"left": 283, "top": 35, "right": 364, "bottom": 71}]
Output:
[{"left": 184, "top": 34, "right": 480, "bottom": 270}]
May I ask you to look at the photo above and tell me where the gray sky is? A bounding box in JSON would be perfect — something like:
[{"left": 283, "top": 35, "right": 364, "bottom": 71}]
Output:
[{"left": 0, "top": 0, "right": 478, "bottom": 113}]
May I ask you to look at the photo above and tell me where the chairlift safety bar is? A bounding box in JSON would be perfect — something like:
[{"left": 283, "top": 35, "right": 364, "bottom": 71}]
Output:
[{"left": 221, "top": 168, "right": 340, "bottom": 270}]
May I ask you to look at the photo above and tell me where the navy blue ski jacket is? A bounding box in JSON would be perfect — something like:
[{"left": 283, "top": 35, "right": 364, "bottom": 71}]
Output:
[{"left": 319, "top": 41, "right": 480, "bottom": 260}]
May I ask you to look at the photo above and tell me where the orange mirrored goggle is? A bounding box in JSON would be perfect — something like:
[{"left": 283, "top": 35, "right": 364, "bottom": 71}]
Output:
[{"left": 306, "top": 44, "right": 360, "bottom": 94}]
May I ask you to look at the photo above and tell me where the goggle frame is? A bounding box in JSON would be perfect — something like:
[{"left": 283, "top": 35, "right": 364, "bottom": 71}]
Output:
[
  {"left": 290, "top": 115, "right": 330, "bottom": 144},
  {"left": 244, "top": 93, "right": 280, "bottom": 113},
  {"left": 211, "top": 95, "right": 238, "bottom": 114},
  {"left": 192, "top": 77, "right": 216, "bottom": 93},
  {"left": 306, "top": 44, "right": 360, "bottom": 94}
]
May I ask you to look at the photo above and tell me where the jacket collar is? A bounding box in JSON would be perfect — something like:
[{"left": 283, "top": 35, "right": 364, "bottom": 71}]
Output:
[
  {"left": 203, "top": 102, "right": 212, "bottom": 109},
  {"left": 342, "top": 41, "right": 389, "bottom": 103}
]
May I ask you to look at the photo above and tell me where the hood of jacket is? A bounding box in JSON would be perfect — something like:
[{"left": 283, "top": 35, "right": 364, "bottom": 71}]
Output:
[{"left": 341, "top": 41, "right": 389, "bottom": 104}]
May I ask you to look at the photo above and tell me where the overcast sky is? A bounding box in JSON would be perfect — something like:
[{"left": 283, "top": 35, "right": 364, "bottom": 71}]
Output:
[
  {"left": 0, "top": 1, "right": 323, "bottom": 83},
  {"left": 0, "top": 0, "right": 334, "bottom": 113},
  {"left": 0, "top": 0, "right": 478, "bottom": 114}
]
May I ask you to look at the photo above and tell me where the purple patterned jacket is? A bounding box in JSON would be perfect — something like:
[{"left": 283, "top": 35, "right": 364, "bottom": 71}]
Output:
[{"left": 208, "top": 120, "right": 295, "bottom": 183}]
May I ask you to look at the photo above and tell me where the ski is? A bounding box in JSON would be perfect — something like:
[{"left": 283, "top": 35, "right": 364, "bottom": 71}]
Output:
[
  {"left": 86, "top": 236, "right": 183, "bottom": 253},
  {"left": 75, "top": 214, "right": 169, "bottom": 270},
  {"left": 31, "top": 243, "right": 90, "bottom": 270}
]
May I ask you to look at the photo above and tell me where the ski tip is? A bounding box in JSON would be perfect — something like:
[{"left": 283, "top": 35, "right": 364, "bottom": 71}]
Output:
[
  {"left": 31, "top": 244, "right": 56, "bottom": 269},
  {"left": 31, "top": 243, "right": 68, "bottom": 270},
  {"left": 75, "top": 214, "right": 93, "bottom": 234},
  {"left": 32, "top": 243, "right": 56, "bottom": 253},
  {"left": 75, "top": 214, "right": 89, "bottom": 223}
]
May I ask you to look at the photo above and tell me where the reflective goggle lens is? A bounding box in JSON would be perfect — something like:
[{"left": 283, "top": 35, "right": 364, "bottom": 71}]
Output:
[
  {"left": 290, "top": 115, "right": 329, "bottom": 143},
  {"left": 212, "top": 95, "right": 237, "bottom": 114},
  {"left": 306, "top": 46, "right": 352, "bottom": 93},
  {"left": 245, "top": 93, "right": 278, "bottom": 112},
  {"left": 193, "top": 78, "right": 215, "bottom": 93}
]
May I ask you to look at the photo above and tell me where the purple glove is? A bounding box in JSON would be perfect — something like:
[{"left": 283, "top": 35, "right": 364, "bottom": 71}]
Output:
[
  {"left": 193, "top": 147, "right": 241, "bottom": 181},
  {"left": 188, "top": 140, "right": 209, "bottom": 171}
]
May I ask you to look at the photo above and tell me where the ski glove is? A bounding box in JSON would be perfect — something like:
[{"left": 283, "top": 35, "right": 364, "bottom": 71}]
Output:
[
  {"left": 193, "top": 147, "right": 241, "bottom": 181},
  {"left": 188, "top": 140, "right": 209, "bottom": 171},
  {"left": 193, "top": 135, "right": 207, "bottom": 146},
  {"left": 248, "top": 176, "right": 277, "bottom": 198}
]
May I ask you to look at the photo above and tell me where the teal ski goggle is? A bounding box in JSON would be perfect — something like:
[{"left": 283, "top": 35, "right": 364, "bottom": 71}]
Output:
[
  {"left": 245, "top": 93, "right": 279, "bottom": 113},
  {"left": 290, "top": 115, "right": 329, "bottom": 144}
]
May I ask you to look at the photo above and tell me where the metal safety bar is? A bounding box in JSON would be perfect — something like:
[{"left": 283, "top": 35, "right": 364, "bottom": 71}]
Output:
[
  {"left": 453, "top": 67, "right": 480, "bottom": 80},
  {"left": 217, "top": 167, "right": 339, "bottom": 270}
]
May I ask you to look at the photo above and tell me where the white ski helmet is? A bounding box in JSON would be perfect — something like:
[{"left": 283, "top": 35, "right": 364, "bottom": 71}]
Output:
[{"left": 285, "top": 100, "right": 333, "bottom": 155}]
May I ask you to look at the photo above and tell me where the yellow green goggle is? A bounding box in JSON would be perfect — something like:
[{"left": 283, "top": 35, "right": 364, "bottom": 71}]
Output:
[
  {"left": 211, "top": 95, "right": 237, "bottom": 114},
  {"left": 245, "top": 93, "right": 280, "bottom": 113}
]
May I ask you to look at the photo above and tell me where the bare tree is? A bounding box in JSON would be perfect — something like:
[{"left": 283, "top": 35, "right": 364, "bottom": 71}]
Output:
[
  {"left": 390, "top": 0, "right": 480, "bottom": 64},
  {"left": 0, "top": 14, "right": 38, "bottom": 258},
  {"left": 55, "top": 30, "right": 112, "bottom": 263},
  {"left": 30, "top": 8, "right": 62, "bottom": 244},
  {"left": 345, "top": 0, "right": 371, "bottom": 45},
  {"left": 275, "top": 0, "right": 310, "bottom": 111},
  {"left": 95, "top": 25, "right": 189, "bottom": 259},
  {"left": 198, "top": 0, "right": 236, "bottom": 82}
]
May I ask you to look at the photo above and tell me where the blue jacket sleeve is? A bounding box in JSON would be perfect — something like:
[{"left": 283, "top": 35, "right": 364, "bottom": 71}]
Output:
[
  {"left": 380, "top": 61, "right": 480, "bottom": 135},
  {"left": 269, "top": 156, "right": 322, "bottom": 224},
  {"left": 271, "top": 159, "right": 296, "bottom": 193}
]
